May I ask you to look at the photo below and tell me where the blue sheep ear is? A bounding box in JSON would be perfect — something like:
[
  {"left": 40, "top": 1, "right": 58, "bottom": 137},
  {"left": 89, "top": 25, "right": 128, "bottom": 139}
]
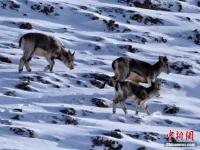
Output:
[
  {"left": 72, "top": 51, "right": 75, "bottom": 56},
  {"left": 164, "top": 56, "right": 168, "bottom": 62}
]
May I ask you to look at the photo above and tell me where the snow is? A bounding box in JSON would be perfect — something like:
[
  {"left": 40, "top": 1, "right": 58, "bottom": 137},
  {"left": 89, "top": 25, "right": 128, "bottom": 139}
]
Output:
[{"left": 0, "top": 0, "right": 200, "bottom": 149}]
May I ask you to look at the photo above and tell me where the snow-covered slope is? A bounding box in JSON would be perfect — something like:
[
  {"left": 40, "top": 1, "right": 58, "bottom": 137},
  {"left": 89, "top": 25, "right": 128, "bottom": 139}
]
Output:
[{"left": 0, "top": 0, "right": 200, "bottom": 149}]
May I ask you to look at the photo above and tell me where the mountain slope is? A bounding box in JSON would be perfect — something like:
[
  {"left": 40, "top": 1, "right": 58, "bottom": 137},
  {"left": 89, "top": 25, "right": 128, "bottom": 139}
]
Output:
[{"left": 0, "top": 0, "right": 200, "bottom": 149}]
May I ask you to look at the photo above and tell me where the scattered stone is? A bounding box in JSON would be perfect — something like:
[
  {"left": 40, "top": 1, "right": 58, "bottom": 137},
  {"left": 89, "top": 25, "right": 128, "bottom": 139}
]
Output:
[
  {"left": 143, "top": 132, "right": 157, "bottom": 141},
  {"left": 84, "top": 73, "right": 111, "bottom": 84},
  {"left": 19, "top": 76, "right": 34, "bottom": 82},
  {"left": 89, "top": 73, "right": 110, "bottom": 81},
  {"left": 0, "top": 119, "right": 12, "bottom": 125},
  {"left": 79, "top": 6, "right": 87, "bottom": 10},
  {"left": 122, "top": 28, "right": 131, "bottom": 32},
  {"left": 119, "top": 45, "right": 138, "bottom": 53},
  {"left": 31, "top": 3, "right": 55, "bottom": 15},
  {"left": 19, "top": 22, "right": 33, "bottom": 30},
  {"left": 163, "top": 105, "right": 179, "bottom": 114},
  {"left": 133, "top": 0, "right": 169, "bottom": 11},
  {"left": 11, "top": 114, "right": 21, "bottom": 120},
  {"left": 154, "top": 37, "right": 167, "bottom": 43},
  {"left": 136, "top": 146, "right": 146, "bottom": 150},
  {"left": 60, "top": 108, "right": 76, "bottom": 116},
  {"left": 64, "top": 116, "right": 78, "bottom": 125},
  {"left": 13, "top": 108, "right": 23, "bottom": 112},
  {"left": 156, "top": 78, "right": 181, "bottom": 89},
  {"left": 92, "top": 98, "right": 109, "bottom": 108},
  {"left": 91, "top": 136, "right": 123, "bottom": 150},
  {"left": 1, "top": 42, "right": 18, "bottom": 49},
  {"left": 90, "top": 80, "right": 105, "bottom": 89},
  {"left": 81, "top": 110, "right": 93, "bottom": 116},
  {"left": 52, "top": 84, "right": 60, "bottom": 88},
  {"left": 130, "top": 14, "right": 143, "bottom": 22},
  {"left": 103, "top": 130, "right": 123, "bottom": 139},
  {"left": 144, "top": 16, "right": 163, "bottom": 25},
  {"left": 0, "top": 55, "right": 12, "bottom": 63},
  {"left": 170, "top": 61, "right": 195, "bottom": 75},
  {"left": 164, "top": 119, "right": 173, "bottom": 124},
  {"left": 94, "top": 45, "right": 101, "bottom": 51},
  {"left": 76, "top": 80, "right": 88, "bottom": 87},
  {"left": 127, "top": 133, "right": 140, "bottom": 139},
  {"left": 0, "top": 1, "right": 20, "bottom": 11},
  {"left": 52, "top": 120, "right": 57, "bottom": 124},
  {"left": 126, "top": 132, "right": 160, "bottom": 142},
  {"left": 34, "top": 75, "right": 51, "bottom": 84},
  {"left": 103, "top": 19, "right": 119, "bottom": 31},
  {"left": 193, "top": 29, "right": 200, "bottom": 45},
  {"left": 10, "top": 127, "right": 35, "bottom": 138},
  {"left": 15, "top": 82, "right": 34, "bottom": 92},
  {"left": 141, "top": 37, "right": 147, "bottom": 43},
  {"left": 4, "top": 91, "right": 16, "bottom": 97}
]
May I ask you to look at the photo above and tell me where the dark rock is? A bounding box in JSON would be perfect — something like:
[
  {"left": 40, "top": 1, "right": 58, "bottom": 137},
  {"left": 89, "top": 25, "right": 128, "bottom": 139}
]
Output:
[
  {"left": 92, "top": 98, "right": 109, "bottom": 108},
  {"left": 31, "top": 3, "right": 55, "bottom": 15},
  {"left": 52, "top": 84, "right": 60, "bottom": 88},
  {"left": 13, "top": 108, "right": 23, "bottom": 112},
  {"left": 103, "top": 19, "right": 119, "bottom": 31},
  {"left": 141, "top": 37, "right": 147, "bottom": 43},
  {"left": 127, "top": 132, "right": 160, "bottom": 142},
  {"left": 0, "top": 119, "right": 12, "bottom": 125},
  {"left": 0, "top": 55, "right": 12, "bottom": 63},
  {"left": 90, "top": 80, "right": 105, "bottom": 89},
  {"left": 15, "top": 82, "right": 34, "bottom": 92},
  {"left": 94, "top": 45, "right": 101, "bottom": 51},
  {"left": 52, "top": 120, "right": 57, "bottom": 124},
  {"left": 122, "top": 28, "right": 131, "bottom": 32},
  {"left": 1, "top": 43, "right": 18, "bottom": 49},
  {"left": 156, "top": 78, "right": 181, "bottom": 89},
  {"left": 103, "top": 130, "right": 123, "bottom": 139},
  {"left": 76, "top": 80, "right": 87, "bottom": 87},
  {"left": 81, "top": 110, "right": 93, "bottom": 116},
  {"left": 163, "top": 105, "right": 179, "bottom": 114},
  {"left": 80, "top": 6, "right": 87, "bottom": 10},
  {"left": 164, "top": 119, "right": 173, "bottom": 124},
  {"left": 0, "top": 1, "right": 20, "bottom": 10},
  {"left": 144, "top": 132, "right": 157, "bottom": 141},
  {"left": 119, "top": 45, "right": 138, "bottom": 53},
  {"left": 64, "top": 116, "right": 78, "bottom": 125},
  {"left": 91, "top": 16, "right": 99, "bottom": 20},
  {"left": 10, "top": 127, "right": 35, "bottom": 138},
  {"left": 9, "top": 1, "right": 20, "bottom": 10},
  {"left": 19, "top": 22, "right": 33, "bottom": 30},
  {"left": 133, "top": 0, "right": 169, "bottom": 11},
  {"left": 85, "top": 73, "right": 110, "bottom": 82},
  {"left": 4, "top": 91, "right": 16, "bottom": 97},
  {"left": 144, "top": 16, "right": 163, "bottom": 25},
  {"left": 127, "top": 133, "right": 140, "bottom": 139},
  {"left": 19, "top": 76, "right": 34, "bottom": 82},
  {"left": 136, "top": 147, "right": 146, "bottom": 150},
  {"left": 170, "top": 61, "right": 195, "bottom": 75},
  {"left": 11, "top": 114, "right": 21, "bottom": 120},
  {"left": 83, "top": 73, "right": 113, "bottom": 88},
  {"left": 130, "top": 14, "right": 143, "bottom": 22},
  {"left": 34, "top": 75, "right": 51, "bottom": 84},
  {"left": 60, "top": 108, "right": 76, "bottom": 116},
  {"left": 91, "top": 136, "right": 123, "bottom": 150}
]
